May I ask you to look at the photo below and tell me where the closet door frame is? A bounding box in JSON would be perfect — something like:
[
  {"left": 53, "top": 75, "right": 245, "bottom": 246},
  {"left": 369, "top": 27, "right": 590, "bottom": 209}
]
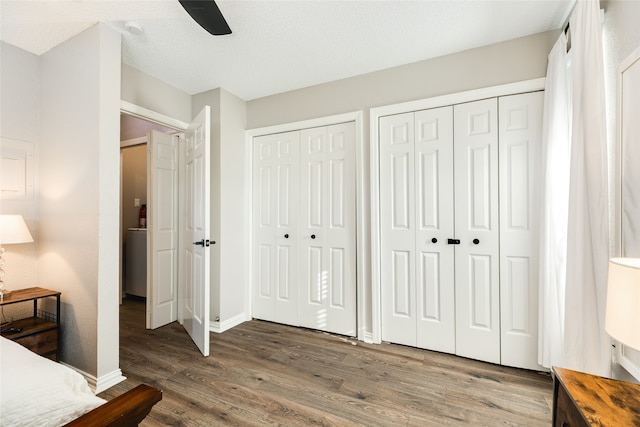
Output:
[
  {"left": 246, "top": 111, "right": 365, "bottom": 339},
  {"left": 370, "top": 78, "right": 546, "bottom": 344}
]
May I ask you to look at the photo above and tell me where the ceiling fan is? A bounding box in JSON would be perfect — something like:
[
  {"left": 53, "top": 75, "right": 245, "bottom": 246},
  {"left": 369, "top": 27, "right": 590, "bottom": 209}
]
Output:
[{"left": 179, "top": 0, "right": 232, "bottom": 36}]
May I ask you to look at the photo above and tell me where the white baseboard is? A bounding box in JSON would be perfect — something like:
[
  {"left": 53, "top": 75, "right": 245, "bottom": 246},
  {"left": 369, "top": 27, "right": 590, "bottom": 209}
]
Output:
[
  {"left": 63, "top": 363, "right": 126, "bottom": 394},
  {"left": 210, "top": 312, "right": 247, "bottom": 333},
  {"left": 361, "top": 331, "right": 374, "bottom": 344}
]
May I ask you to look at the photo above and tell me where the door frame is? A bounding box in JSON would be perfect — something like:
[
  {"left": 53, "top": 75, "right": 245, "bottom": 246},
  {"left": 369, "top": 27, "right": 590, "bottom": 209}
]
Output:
[
  {"left": 369, "top": 78, "right": 546, "bottom": 344},
  {"left": 119, "top": 101, "right": 188, "bottom": 322},
  {"left": 245, "top": 111, "right": 365, "bottom": 340}
]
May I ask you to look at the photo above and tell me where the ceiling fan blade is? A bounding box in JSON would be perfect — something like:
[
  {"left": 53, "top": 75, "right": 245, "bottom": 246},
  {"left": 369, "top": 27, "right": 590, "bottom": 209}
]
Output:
[{"left": 179, "top": 0, "right": 232, "bottom": 36}]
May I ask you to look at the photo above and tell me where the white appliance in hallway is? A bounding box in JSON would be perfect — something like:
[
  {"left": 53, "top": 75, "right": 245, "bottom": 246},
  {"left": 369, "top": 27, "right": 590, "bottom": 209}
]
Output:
[{"left": 125, "top": 228, "right": 147, "bottom": 298}]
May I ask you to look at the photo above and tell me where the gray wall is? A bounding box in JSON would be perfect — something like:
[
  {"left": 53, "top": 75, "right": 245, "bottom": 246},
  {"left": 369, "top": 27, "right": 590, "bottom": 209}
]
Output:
[
  {"left": 247, "top": 31, "right": 558, "bottom": 129},
  {"left": 121, "top": 63, "right": 192, "bottom": 124},
  {"left": 38, "top": 23, "right": 121, "bottom": 386},
  {"left": 0, "top": 42, "right": 40, "bottom": 289}
]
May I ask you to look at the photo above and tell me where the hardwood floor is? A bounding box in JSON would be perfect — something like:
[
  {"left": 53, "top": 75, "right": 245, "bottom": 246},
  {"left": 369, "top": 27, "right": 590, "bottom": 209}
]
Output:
[{"left": 99, "top": 298, "right": 553, "bottom": 426}]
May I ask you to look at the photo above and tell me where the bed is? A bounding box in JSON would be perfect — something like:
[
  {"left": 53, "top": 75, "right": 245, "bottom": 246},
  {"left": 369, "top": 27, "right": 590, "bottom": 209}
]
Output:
[{"left": 0, "top": 336, "right": 161, "bottom": 426}]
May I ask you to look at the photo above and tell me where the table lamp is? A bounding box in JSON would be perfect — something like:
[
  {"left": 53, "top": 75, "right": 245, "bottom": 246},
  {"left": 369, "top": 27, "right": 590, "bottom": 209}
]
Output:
[
  {"left": 0, "top": 215, "right": 34, "bottom": 299},
  {"left": 605, "top": 258, "right": 640, "bottom": 351}
]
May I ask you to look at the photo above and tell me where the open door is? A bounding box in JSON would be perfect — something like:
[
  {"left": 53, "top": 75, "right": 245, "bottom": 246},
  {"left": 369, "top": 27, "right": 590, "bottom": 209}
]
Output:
[
  {"left": 180, "top": 106, "right": 211, "bottom": 356},
  {"left": 147, "top": 130, "right": 179, "bottom": 329}
]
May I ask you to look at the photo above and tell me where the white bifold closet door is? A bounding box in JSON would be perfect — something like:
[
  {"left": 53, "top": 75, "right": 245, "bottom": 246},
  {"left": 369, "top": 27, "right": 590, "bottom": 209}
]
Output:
[
  {"left": 379, "top": 107, "right": 455, "bottom": 353},
  {"left": 379, "top": 92, "right": 542, "bottom": 370},
  {"left": 252, "top": 122, "right": 356, "bottom": 337},
  {"left": 453, "top": 98, "right": 500, "bottom": 364},
  {"left": 252, "top": 130, "right": 300, "bottom": 326},
  {"left": 498, "top": 92, "right": 542, "bottom": 370}
]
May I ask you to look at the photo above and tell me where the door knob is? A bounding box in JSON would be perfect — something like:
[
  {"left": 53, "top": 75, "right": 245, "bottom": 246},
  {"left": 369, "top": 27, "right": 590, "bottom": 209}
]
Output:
[
  {"left": 431, "top": 238, "right": 437, "bottom": 243},
  {"left": 284, "top": 233, "right": 289, "bottom": 239},
  {"left": 473, "top": 239, "right": 480, "bottom": 245},
  {"left": 193, "top": 239, "right": 210, "bottom": 247},
  {"left": 311, "top": 234, "right": 316, "bottom": 239}
]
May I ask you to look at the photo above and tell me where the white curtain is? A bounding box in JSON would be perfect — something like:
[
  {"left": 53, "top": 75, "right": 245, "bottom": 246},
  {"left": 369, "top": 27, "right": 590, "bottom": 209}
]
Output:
[
  {"left": 563, "top": 0, "right": 610, "bottom": 377},
  {"left": 538, "top": 32, "right": 571, "bottom": 370},
  {"left": 539, "top": 0, "right": 610, "bottom": 376}
]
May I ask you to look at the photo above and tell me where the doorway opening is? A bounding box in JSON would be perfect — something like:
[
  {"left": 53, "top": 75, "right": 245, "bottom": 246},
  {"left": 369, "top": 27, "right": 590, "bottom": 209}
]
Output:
[{"left": 119, "top": 112, "right": 175, "bottom": 324}]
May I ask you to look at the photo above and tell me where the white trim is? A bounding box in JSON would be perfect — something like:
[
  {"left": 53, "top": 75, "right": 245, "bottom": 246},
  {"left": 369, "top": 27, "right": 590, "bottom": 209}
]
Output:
[
  {"left": 120, "top": 136, "right": 147, "bottom": 148},
  {"left": 210, "top": 312, "right": 248, "bottom": 333},
  {"left": 245, "top": 111, "right": 365, "bottom": 340},
  {"left": 361, "top": 331, "right": 374, "bottom": 344},
  {"left": 615, "top": 45, "right": 640, "bottom": 383},
  {"left": 120, "top": 100, "right": 189, "bottom": 131},
  {"left": 617, "top": 44, "right": 640, "bottom": 257},
  {"left": 369, "top": 78, "right": 546, "bottom": 344},
  {"left": 245, "top": 111, "right": 361, "bottom": 137},
  {"left": 63, "top": 363, "right": 126, "bottom": 394},
  {"left": 371, "top": 78, "right": 546, "bottom": 119},
  {"left": 618, "top": 344, "right": 640, "bottom": 381},
  {"left": 0, "top": 138, "right": 35, "bottom": 200},
  {"left": 353, "top": 111, "right": 366, "bottom": 342}
]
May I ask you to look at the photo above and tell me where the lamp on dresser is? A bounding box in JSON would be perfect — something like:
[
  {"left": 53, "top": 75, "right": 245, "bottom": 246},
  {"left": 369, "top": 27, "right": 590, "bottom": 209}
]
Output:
[
  {"left": 552, "top": 258, "right": 640, "bottom": 427},
  {"left": 0, "top": 214, "right": 34, "bottom": 300},
  {"left": 605, "top": 257, "right": 640, "bottom": 351}
]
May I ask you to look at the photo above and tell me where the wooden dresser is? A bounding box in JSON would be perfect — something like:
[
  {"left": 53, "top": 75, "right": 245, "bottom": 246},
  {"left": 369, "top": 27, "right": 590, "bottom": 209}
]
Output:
[
  {"left": 0, "top": 287, "right": 61, "bottom": 360},
  {"left": 552, "top": 366, "right": 640, "bottom": 426}
]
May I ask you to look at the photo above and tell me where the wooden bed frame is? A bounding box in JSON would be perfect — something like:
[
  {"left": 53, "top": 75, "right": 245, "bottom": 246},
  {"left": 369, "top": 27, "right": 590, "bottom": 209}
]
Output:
[{"left": 63, "top": 384, "right": 162, "bottom": 427}]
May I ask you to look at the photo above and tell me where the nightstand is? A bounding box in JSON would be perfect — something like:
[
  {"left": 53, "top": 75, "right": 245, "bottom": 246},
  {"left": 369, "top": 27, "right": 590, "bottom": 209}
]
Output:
[
  {"left": 552, "top": 366, "right": 640, "bottom": 426},
  {"left": 0, "top": 287, "right": 61, "bottom": 360}
]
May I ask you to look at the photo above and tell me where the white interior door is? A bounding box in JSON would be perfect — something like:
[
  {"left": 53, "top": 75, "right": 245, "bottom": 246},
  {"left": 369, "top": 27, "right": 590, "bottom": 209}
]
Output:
[
  {"left": 252, "top": 131, "right": 300, "bottom": 325},
  {"left": 181, "top": 106, "right": 211, "bottom": 356},
  {"left": 414, "top": 107, "right": 456, "bottom": 353},
  {"left": 380, "top": 112, "right": 417, "bottom": 346},
  {"left": 146, "top": 130, "right": 179, "bottom": 329},
  {"left": 454, "top": 98, "right": 500, "bottom": 364},
  {"left": 498, "top": 92, "right": 543, "bottom": 370},
  {"left": 298, "top": 122, "right": 356, "bottom": 336}
]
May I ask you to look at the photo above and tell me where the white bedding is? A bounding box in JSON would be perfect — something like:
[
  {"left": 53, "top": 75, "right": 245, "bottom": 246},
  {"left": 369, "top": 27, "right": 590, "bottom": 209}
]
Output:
[{"left": 0, "top": 336, "right": 105, "bottom": 427}]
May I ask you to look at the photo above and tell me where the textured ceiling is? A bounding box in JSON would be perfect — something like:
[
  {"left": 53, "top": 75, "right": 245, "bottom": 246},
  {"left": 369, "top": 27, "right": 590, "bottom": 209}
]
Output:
[{"left": 1, "top": 0, "right": 574, "bottom": 100}]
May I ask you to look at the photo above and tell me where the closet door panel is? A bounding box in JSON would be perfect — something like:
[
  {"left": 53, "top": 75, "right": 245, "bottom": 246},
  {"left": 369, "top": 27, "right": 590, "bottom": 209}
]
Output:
[
  {"left": 454, "top": 99, "right": 500, "bottom": 364},
  {"left": 252, "top": 136, "right": 276, "bottom": 321},
  {"left": 414, "top": 107, "right": 456, "bottom": 353},
  {"left": 499, "top": 92, "right": 543, "bottom": 370},
  {"left": 325, "top": 122, "right": 356, "bottom": 335},
  {"left": 299, "top": 123, "right": 356, "bottom": 336},
  {"left": 252, "top": 131, "right": 300, "bottom": 325},
  {"left": 380, "top": 113, "right": 417, "bottom": 346}
]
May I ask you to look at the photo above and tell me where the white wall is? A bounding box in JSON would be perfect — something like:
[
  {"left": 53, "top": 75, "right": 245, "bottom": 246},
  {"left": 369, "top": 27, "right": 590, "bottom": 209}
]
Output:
[
  {"left": 38, "top": 24, "right": 122, "bottom": 390},
  {"left": 0, "top": 42, "right": 40, "bottom": 290}
]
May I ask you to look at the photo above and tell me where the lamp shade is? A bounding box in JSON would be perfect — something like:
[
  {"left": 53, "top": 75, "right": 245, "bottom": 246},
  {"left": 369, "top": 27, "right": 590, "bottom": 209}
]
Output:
[
  {"left": 0, "top": 215, "right": 34, "bottom": 244},
  {"left": 605, "top": 258, "right": 640, "bottom": 351}
]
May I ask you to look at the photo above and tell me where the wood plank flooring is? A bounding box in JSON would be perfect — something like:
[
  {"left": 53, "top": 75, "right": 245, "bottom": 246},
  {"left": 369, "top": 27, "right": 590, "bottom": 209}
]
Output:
[{"left": 99, "top": 298, "right": 553, "bottom": 426}]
